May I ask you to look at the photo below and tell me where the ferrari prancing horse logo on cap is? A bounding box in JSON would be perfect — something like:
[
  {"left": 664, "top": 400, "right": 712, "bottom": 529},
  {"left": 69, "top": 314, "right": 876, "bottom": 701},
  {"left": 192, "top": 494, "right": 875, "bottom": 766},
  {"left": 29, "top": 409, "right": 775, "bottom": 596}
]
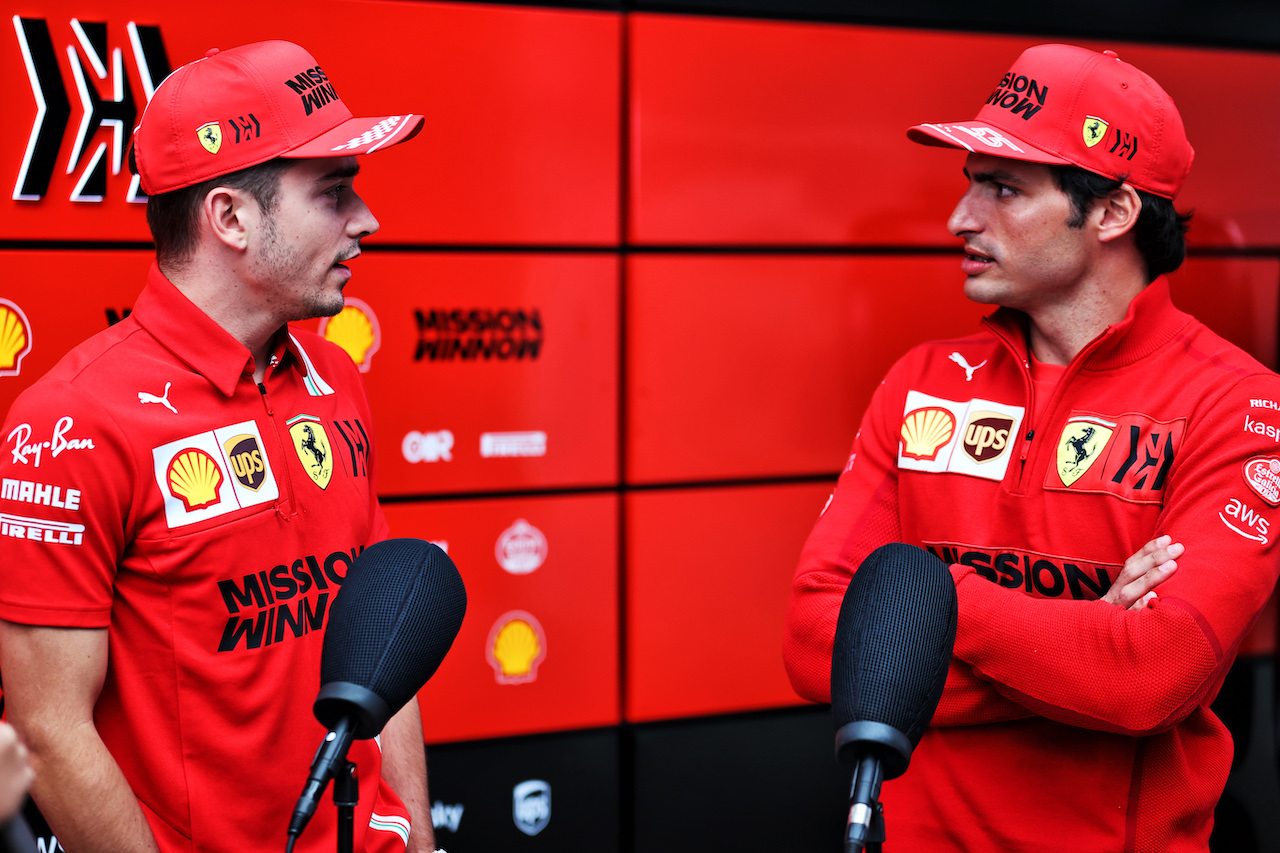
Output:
[
  {"left": 197, "top": 122, "right": 222, "bottom": 154},
  {"left": 1083, "top": 116, "right": 1109, "bottom": 149}
]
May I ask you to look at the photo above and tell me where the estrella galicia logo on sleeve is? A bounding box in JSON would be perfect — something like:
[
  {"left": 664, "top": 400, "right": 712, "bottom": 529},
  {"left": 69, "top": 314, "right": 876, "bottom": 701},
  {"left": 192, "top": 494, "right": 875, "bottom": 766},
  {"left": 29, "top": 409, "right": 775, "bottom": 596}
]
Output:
[
  {"left": 1046, "top": 411, "right": 1185, "bottom": 503},
  {"left": 1242, "top": 456, "right": 1280, "bottom": 507},
  {"left": 152, "top": 420, "right": 277, "bottom": 528},
  {"left": 287, "top": 415, "right": 333, "bottom": 490}
]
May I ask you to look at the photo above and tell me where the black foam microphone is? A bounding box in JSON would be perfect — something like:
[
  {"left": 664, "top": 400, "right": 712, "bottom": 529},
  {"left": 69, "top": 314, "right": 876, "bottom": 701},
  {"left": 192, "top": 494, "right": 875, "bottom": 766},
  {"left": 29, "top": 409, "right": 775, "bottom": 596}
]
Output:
[
  {"left": 287, "top": 538, "right": 467, "bottom": 846},
  {"left": 831, "top": 543, "right": 957, "bottom": 853}
]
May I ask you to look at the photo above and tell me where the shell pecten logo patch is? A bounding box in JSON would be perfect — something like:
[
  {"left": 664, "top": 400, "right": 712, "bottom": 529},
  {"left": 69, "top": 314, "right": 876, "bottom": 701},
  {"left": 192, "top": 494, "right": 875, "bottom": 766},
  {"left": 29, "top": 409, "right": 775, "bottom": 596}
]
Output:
[
  {"left": 487, "top": 611, "right": 546, "bottom": 685},
  {"left": 900, "top": 407, "right": 956, "bottom": 461},
  {"left": 319, "top": 298, "right": 380, "bottom": 372},
  {"left": 0, "top": 299, "right": 33, "bottom": 378},
  {"left": 166, "top": 448, "right": 224, "bottom": 511}
]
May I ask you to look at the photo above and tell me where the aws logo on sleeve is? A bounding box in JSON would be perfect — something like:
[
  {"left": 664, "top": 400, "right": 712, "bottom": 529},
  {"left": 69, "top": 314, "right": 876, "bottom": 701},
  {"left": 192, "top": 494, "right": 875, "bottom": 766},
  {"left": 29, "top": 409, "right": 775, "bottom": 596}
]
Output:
[
  {"left": 152, "top": 421, "right": 278, "bottom": 528},
  {"left": 897, "top": 390, "right": 1024, "bottom": 482},
  {"left": 1047, "top": 411, "right": 1185, "bottom": 503}
]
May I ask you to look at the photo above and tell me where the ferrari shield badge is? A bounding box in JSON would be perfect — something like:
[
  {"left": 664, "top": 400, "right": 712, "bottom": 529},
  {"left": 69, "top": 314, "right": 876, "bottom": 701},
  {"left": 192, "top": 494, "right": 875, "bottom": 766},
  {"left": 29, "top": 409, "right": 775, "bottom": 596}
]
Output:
[
  {"left": 196, "top": 122, "right": 223, "bottom": 154},
  {"left": 287, "top": 415, "right": 332, "bottom": 489},
  {"left": 1082, "top": 116, "right": 1108, "bottom": 148},
  {"left": 1056, "top": 416, "right": 1115, "bottom": 486}
]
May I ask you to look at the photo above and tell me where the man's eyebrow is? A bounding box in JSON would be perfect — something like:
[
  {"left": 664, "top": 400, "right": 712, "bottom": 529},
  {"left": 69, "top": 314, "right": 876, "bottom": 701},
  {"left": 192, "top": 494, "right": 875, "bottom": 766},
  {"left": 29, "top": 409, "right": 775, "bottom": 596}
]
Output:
[
  {"left": 319, "top": 164, "right": 360, "bottom": 182},
  {"left": 965, "top": 168, "right": 1025, "bottom": 186}
]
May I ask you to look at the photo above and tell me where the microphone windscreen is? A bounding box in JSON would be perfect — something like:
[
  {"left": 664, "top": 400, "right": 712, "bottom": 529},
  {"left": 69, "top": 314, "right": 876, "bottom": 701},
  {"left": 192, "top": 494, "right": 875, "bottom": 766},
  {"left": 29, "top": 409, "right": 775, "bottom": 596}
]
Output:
[
  {"left": 318, "top": 539, "right": 466, "bottom": 733},
  {"left": 831, "top": 543, "right": 957, "bottom": 759}
]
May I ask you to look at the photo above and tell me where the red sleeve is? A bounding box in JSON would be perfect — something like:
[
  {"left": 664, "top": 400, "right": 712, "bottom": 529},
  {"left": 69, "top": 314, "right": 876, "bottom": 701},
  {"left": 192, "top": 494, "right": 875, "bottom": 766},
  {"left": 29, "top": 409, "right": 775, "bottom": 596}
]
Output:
[
  {"left": 0, "top": 381, "right": 134, "bottom": 627},
  {"left": 783, "top": 354, "right": 1028, "bottom": 725},
  {"left": 952, "top": 372, "right": 1280, "bottom": 735}
]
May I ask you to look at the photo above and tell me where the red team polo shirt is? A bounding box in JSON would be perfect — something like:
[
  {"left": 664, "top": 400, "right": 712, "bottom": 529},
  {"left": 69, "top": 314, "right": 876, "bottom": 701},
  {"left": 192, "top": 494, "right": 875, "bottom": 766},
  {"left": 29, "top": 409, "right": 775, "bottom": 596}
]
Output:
[{"left": 0, "top": 265, "right": 412, "bottom": 852}]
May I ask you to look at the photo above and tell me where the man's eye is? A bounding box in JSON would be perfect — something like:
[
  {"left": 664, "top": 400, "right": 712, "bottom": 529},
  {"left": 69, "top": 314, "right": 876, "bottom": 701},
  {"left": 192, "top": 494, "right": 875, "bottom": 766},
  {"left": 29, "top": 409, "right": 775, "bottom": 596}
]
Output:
[{"left": 995, "top": 183, "right": 1018, "bottom": 198}]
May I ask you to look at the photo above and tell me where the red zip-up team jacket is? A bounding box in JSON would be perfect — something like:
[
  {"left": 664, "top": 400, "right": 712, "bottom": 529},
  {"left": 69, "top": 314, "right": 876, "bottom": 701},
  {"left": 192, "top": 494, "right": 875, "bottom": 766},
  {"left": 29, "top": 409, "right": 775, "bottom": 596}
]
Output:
[{"left": 785, "top": 277, "right": 1280, "bottom": 852}]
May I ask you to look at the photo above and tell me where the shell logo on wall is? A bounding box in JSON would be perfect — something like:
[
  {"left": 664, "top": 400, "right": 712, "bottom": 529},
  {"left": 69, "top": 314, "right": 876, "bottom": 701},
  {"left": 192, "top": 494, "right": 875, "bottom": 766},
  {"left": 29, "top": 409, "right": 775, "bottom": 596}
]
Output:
[
  {"left": 487, "top": 611, "right": 547, "bottom": 685},
  {"left": 319, "top": 297, "right": 381, "bottom": 372},
  {"left": 0, "top": 299, "right": 33, "bottom": 378}
]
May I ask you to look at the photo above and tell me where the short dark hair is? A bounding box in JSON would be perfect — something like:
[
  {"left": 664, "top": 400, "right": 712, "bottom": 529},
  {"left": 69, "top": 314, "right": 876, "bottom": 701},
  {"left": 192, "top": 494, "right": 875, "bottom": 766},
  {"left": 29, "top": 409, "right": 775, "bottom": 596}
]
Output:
[
  {"left": 136, "top": 155, "right": 291, "bottom": 272},
  {"left": 1049, "top": 165, "right": 1192, "bottom": 281}
]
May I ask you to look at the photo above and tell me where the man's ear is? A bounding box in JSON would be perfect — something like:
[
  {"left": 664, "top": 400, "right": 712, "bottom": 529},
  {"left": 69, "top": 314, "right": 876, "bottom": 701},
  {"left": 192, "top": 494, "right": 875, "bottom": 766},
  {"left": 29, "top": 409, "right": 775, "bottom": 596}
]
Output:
[
  {"left": 203, "top": 186, "right": 257, "bottom": 251},
  {"left": 1095, "top": 183, "right": 1142, "bottom": 244}
]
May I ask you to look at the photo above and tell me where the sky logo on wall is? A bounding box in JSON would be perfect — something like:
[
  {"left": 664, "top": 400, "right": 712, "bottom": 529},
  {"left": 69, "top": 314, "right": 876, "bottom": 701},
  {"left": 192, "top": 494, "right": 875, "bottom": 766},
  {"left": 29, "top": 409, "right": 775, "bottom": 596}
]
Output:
[{"left": 513, "top": 780, "right": 550, "bottom": 836}]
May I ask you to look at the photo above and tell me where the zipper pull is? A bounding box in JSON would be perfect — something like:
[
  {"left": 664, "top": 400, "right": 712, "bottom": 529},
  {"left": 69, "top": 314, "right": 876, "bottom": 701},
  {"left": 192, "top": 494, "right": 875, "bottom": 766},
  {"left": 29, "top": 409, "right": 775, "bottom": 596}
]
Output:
[{"left": 257, "top": 381, "right": 273, "bottom": 416}]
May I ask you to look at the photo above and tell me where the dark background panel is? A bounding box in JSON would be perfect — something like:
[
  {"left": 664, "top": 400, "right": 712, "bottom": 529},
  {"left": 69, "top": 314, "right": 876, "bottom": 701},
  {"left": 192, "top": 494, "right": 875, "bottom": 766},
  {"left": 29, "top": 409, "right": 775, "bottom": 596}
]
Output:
[
  {"left": 426, "top": 727, "right": 621, "bottom": 851},
  {"left": 630, "top": 705, "right": 849, "bottom": 853}
]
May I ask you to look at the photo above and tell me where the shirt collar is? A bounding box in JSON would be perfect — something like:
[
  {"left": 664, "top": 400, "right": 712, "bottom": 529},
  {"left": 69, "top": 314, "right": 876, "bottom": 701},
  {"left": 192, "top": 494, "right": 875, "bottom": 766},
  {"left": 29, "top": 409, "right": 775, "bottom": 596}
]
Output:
[
  {"left": 132, "top": 263, "right": 304, "bottom": 396},
  {"left": 986, "top": 276, "right": 1193, "bottom": 371}
]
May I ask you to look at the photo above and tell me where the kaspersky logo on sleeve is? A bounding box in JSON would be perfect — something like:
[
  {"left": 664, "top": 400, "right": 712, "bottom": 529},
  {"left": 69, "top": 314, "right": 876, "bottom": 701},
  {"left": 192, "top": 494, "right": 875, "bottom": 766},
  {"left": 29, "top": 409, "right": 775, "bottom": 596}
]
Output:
[{"left": 152, "top": 421, "right": 277, "bottom": 528}]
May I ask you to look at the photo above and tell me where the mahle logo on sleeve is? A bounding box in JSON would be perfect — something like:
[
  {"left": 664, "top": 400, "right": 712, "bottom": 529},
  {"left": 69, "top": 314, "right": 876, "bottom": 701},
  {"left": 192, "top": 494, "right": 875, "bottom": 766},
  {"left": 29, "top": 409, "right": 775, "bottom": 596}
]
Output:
[{"left": 152, "top": 421, "right": 277, "bottom": 528}]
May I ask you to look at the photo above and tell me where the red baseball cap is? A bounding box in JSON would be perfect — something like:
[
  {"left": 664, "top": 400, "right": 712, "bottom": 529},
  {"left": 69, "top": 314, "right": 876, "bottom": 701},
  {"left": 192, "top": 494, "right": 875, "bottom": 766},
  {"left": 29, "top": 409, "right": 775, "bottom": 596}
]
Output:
[
  {"left": 908, "top": 44, "right": 1194, "bottom": 199},
  {"left": 132, "top": 40, "right": 424, "bottom": 195}
]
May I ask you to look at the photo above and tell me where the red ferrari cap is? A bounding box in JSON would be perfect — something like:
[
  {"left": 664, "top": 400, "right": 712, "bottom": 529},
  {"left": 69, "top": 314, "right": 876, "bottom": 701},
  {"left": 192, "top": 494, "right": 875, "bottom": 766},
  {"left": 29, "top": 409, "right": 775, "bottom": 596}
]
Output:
[
  {"left": 908, "top": 44, "right": 1194, "bottom": 199},
  {"left": 132, "top": 40, "right": 424, "bottom": 195}
]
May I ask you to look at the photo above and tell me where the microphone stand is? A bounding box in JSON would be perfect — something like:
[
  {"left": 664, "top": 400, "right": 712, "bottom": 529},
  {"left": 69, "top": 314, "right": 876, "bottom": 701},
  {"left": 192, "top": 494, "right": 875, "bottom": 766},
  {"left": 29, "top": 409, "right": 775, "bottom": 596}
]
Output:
[
  {"left": 845, "top": 754, "right": 886, "bottom": 853},
  {"left": 334, "top": 760, "right": 358, "bottom": 853}
]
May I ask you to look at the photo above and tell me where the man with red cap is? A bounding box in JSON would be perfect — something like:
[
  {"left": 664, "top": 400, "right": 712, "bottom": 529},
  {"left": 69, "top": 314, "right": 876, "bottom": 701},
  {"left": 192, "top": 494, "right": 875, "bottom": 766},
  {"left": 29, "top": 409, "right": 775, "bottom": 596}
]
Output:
[
  {"left": 0, "top": 41, "right": 440, "bottom": 852},
  {"left": 785, "top": 44, "right": 1280, "bottom": 850}
]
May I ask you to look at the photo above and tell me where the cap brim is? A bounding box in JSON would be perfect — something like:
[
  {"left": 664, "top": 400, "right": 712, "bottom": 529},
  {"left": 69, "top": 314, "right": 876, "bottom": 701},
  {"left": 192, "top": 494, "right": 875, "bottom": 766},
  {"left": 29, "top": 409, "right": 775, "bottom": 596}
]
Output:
[
  {"left": 907, "top": 121, "right": 1071, "bottom": 166},
  {"left": 283, "top": 113, "right": 424, "bottom": 158}
]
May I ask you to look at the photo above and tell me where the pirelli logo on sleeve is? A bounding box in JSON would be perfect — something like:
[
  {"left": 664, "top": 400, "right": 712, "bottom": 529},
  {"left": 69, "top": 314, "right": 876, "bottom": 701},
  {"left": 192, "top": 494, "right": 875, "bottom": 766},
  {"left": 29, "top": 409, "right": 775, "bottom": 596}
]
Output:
[
  {"left": 1047, "top": 411, "right": 1185, "bottom": 503},
  {"left": 152, "top": 421, "right": 278, "bottom": 528},
  {"left": 897, "top": 391, "right": 1025, "bottom": 482}
]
